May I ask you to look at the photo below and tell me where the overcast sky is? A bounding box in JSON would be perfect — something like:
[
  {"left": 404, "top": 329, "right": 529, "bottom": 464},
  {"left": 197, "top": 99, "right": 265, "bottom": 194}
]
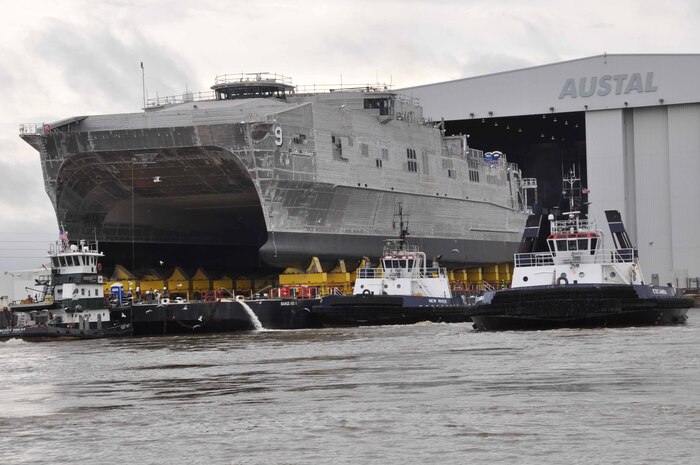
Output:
[{"left": 1, "top": 0, "right": 699, "bottom": 271}]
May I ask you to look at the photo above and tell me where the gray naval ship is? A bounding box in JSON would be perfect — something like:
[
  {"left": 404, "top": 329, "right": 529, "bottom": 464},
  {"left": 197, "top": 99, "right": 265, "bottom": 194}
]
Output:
[{"left": 20, "top": 73, "right": 532, "bottom": 272}]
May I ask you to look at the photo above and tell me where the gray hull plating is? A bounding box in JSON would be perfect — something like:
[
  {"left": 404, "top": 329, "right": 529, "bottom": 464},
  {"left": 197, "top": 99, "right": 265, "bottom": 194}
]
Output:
[{"left": 20, "top": 80, "right": 528, "bottom": 270}]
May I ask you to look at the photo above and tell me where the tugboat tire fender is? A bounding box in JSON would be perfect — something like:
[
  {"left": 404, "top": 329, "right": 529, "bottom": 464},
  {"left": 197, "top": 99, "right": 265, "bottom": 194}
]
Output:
[
  {"left": 557, "top": 276, "right": 569, "bottom": 285},
  {"left": 362, "top": 289, "right": 371, "bottom": 295}
]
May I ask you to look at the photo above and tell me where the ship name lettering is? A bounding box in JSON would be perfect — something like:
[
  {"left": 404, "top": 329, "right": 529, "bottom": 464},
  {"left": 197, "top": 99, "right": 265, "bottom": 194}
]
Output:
[{"left": 652, "top": 288, "right": 668, "bottom": 295}]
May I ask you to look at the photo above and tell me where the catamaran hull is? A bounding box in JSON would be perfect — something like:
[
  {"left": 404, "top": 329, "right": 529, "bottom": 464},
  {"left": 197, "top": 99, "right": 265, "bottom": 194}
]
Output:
[{"left": 20, "top": 93, "right": 528, "bottom": 273}]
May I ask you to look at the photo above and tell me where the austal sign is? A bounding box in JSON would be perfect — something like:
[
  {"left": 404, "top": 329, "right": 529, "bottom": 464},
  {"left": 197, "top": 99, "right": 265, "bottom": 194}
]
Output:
[{"left": 559, "top": 72, "right": 658, "bottom": 99}]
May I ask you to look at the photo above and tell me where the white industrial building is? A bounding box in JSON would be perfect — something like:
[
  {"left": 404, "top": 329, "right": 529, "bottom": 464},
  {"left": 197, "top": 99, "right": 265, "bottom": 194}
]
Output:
[{"left": 403, "top": 54, "right": 700, "bottom": 287}]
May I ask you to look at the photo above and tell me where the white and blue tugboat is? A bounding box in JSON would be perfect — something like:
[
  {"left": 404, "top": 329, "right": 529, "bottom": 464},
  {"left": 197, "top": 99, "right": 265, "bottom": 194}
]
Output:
[
  {"left": 468, "top": 168, "right": 692, "bottom": 331},
  {"left": 1, "top": 233, "right": 131, "bottom": 342},
  {"left": 312, "top": 210, "right": 475, "bottom": 326}
]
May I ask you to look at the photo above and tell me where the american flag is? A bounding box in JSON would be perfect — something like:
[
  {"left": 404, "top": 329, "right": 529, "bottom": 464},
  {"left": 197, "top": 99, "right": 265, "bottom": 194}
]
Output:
[
  {"left": 59, "top": 231, "right": 68, "bottom": 241},
  {"left": 582, "top": 188, "right": 590, "bottom": 194}
]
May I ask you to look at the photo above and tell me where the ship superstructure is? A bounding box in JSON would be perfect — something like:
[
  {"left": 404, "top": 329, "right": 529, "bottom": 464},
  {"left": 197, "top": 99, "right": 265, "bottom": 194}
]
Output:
[{"left": 20, "top": 73, "right": 532, "bottom": 272}]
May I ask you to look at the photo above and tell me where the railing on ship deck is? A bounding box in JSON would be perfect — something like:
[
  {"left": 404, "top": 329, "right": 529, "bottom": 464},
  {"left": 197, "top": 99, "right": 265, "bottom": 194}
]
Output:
[
  {"left": 514, "top": 248, "right": 636, "bottom": 267},
  {"left": 356, "top": 267, "right": 447, "bottom": 279}
]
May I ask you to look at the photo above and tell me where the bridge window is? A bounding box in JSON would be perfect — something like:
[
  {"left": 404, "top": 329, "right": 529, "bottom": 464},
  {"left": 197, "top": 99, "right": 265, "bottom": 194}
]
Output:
[
  {"left": 363, "top": 98, "right": 393, "bottom": 116},
  {"left": 376, "top": 159, "right": 383, "bottom": 168}
]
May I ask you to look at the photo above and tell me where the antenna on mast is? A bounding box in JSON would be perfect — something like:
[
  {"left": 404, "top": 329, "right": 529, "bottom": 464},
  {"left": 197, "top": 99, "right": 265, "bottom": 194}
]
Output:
[{"left": 141, "top": 62, "right": 146, "bottom": 110}]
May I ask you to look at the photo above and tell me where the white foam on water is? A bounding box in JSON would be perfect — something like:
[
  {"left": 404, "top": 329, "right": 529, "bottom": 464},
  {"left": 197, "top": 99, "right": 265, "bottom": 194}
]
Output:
[{"left": 237, "top": 300, "right": 263, "bottom": 331}]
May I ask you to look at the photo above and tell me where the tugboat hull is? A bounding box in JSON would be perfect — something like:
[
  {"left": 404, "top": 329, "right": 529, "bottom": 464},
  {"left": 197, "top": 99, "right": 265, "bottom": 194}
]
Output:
[
  {"left": 469, "top": 284, "right": 692, "bottom": 331},
  {"left": 0, "top": 324, "right": 132, "bottom": 342},
  {"left": 312, "top": 295, "right": 473, "bottom": 327}
]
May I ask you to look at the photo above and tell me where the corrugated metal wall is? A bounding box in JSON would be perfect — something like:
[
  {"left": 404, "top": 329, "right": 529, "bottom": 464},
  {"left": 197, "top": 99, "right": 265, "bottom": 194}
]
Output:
[
  {"left": 632, "top": 106, "right": 674, "bottom": 284},
  {"left": 587, "top": 104, "right": 700, "bottom": 286},
  {"left": 668, "top": 104, "right": 700, "bottom": 285}
]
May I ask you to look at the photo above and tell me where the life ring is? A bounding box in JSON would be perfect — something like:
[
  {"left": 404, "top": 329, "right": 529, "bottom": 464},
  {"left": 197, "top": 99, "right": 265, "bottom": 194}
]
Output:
[
  {"left": 557, "top": 275, "right": 569, "bottom": 285},
  {"left": 43, "top": 123, "right": 51, "bottom": 133},
  {"left": 362, "top": 289, "right": 371, "bottom": 295}
]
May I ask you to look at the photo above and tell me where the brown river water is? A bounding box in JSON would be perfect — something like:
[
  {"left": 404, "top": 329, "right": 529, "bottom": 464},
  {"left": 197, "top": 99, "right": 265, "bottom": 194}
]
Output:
[{"left": 2, "top": 309, "right": 699, "bottom": 464}]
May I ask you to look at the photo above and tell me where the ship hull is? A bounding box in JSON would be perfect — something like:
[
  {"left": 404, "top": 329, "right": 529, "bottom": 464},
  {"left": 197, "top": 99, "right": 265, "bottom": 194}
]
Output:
[
  {"left": 125, "top": 299, "right": 316, "bottom": 335},
  {"left": 0, "top": 324, "right": 132, "bottom": 342},
  {"left": 260, "top": 230, "right": 520, "bottom": 269},
  {"left": 311, "top": 294, "right": 473, "bottom": 327},
  {"left": 21, "top": 93, "right": 528, "bottom": 272},
  {"left": 469, "top": 284, "right": 692, "bottom": 331}
]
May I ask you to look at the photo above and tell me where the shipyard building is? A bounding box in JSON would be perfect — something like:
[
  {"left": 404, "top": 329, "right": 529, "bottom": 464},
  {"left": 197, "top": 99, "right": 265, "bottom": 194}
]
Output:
[{"left": 402, "top": 54, "right": 700, "bottom": 287}]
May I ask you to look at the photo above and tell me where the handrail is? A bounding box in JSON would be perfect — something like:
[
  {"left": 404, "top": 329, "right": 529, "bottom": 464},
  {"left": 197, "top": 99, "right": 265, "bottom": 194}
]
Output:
[
  {"left": 214, "top": 72, "right": 293, "bottom": 86},
  {"left": 514, "top": 248, "right": 636, "bottom": 267},
  {"left": 550, "top": 219, "right": 592, "bottom": 233},
  {"left": 19, "top": 123, "right": 44, "bottom": 135},
  {"left": 356, "top": 266, "right": 448, "bottom": 279}
]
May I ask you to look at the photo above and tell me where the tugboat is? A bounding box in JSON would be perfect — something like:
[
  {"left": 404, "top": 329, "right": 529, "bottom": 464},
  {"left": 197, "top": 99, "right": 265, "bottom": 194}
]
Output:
[
  {"left": 311, "top": 206, "right": 475, "bottom": 326},
  {"left": 1, "top": 233, "right": 132, "bottom": 342},
  {"left": 468, "top": 168, "right": 693, "bottom": 331}
]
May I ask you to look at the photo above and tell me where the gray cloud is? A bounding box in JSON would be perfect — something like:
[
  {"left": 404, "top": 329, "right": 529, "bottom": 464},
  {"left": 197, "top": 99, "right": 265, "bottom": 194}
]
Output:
[
  {"left": 28, "top": 19, "right": 198, "bottom": 111},
  {"left": 460, "top": 53, "right": 536, "bottom": 78},
  {"left": 1, "top": 0, "right": 699, "bottom": 272}
]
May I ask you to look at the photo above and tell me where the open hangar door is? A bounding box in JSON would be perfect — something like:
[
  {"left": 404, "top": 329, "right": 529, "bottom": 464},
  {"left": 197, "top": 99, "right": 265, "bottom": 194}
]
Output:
[{"left": 444, "top": 111, "right": 587, "bottom": 211}]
